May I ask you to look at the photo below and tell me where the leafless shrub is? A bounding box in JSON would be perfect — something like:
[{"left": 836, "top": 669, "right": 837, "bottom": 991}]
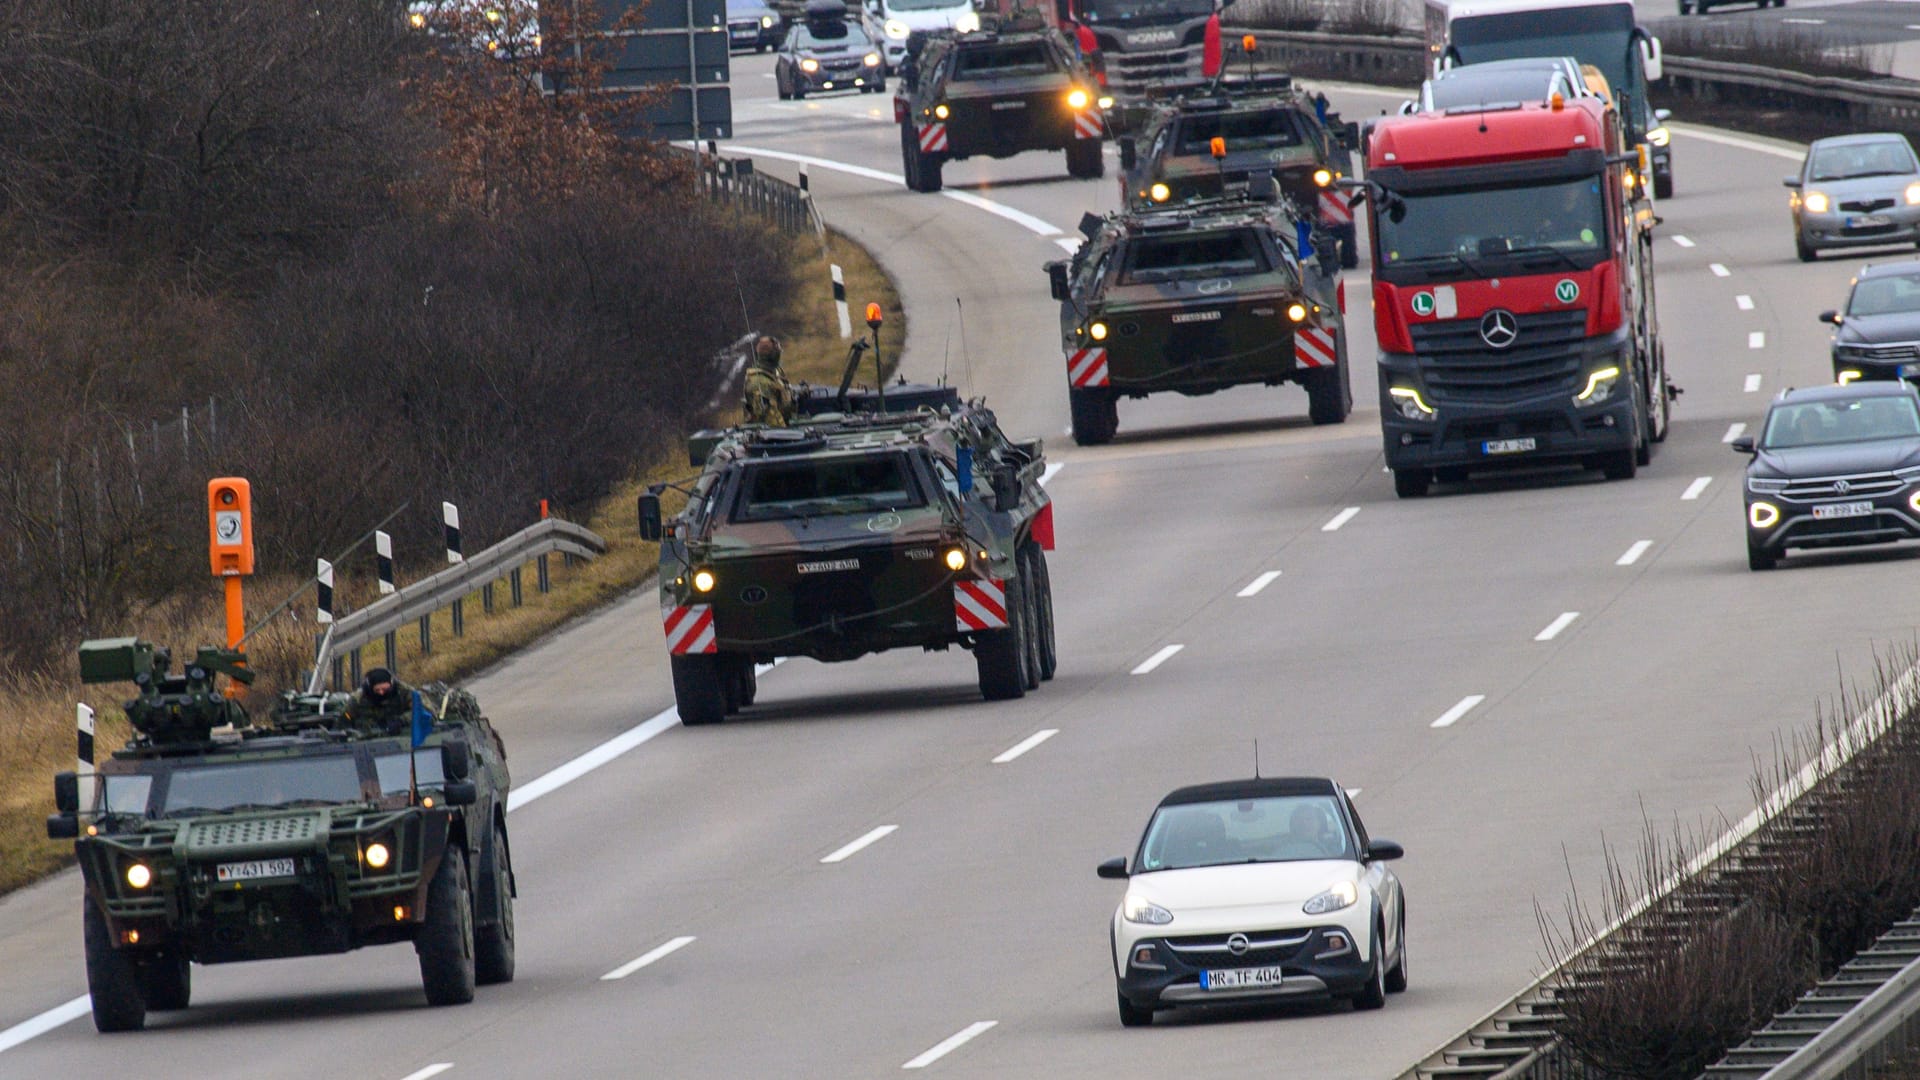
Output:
[
  {"left": 1237, "top": 0, "right": 1324, "bottom": 34},
  {"left": 1322, "top": 0, "right": 1409, "bottom": 38},
  {"left": 1659, "top": 20, "right": 1890, "bottom": 80}
]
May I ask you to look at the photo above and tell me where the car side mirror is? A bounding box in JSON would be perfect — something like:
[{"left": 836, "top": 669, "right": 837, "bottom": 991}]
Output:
[
  {"left": 46, "top": 813, "right": 79, "bottom": 840},
  {"left": 1046, "top": 260, "right": 1071, "bottom": 302},
  {"left": 1096, "top": 856, "right": 1129, "bottom": 879},
  {"left": 1783, "top": 176, "right": 1802, "bottom": 189},
  {"left": 441, "top": 780, "right": 478, "bottom": 807},
  {"left": 1819, "top": 309, "right": 1841, "bottom": 325},
  {"left": 1365, "top": 839, "right": 1404, "bottom": 862},
  {"left": 1118, "top": 136, "right": 1137, "bottom": 170},
  {"left": 53, "top": 770, "right": 79, "bottom": 814},
  {"left": 1731, "top": 435, "right": 1756, "bottom": 454},
  {"left": 1654, "top": 107, "right": 1672, "bottom": 122},
  {"left": 1398, "top": 99, "right": 1416, "bottom": 115},
  {"left": 638, "top": 493, "right": 663, "bottom": 541},
  {"left": 441, "top": 740, "right": 472, "bottom": 782}
]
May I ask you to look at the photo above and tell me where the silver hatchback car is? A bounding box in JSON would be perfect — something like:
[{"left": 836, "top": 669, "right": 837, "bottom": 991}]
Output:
[{"left": 1787, "top": 134, "right": 1920, "bottom": 262}]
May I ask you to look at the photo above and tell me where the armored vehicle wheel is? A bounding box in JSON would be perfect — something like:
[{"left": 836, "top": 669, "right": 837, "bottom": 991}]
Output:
[
  {"left": 1303, "top": 364, "right": 1351, "bottom": 426},
  {"left": 1021, "top": 556, "right": 1044, "bottom": 691},
  {"left": 901, "top": 122, "right": 943, "bottom": 193},
  {"left": 734, "top": 657, "right": 758, "bottom": 706},
  {"left": 1029, "top": 546, "right": 1057, "bottom": 681},
  {"left": 474, "top": 823, "right": 515, "bottom": 986},
  {"left": 722, "top": 662, "right": 744, "bottom": 714},
  {"left": 1392, "top": 468, "right": 1431, "bottom": 499},
  {"left": 671, "top": 654, "right": 728, "bottom": 726},
  {"left": 138, "top": 950, "right": 191, "bottom": 1011},
  {"left": 975, "top": 577, "right": 1030, "bottom": 701},
  {"left": 84, "top": 902, "right": 147, "bottom": 1032},
  {"left": 418, "top": 845, "right": 476, "bottom": 1006},
  {"left": 1066, "top": 139, "right": 1104, "bottom": 180},
  {"left": 1339, "top": 232, "right": 1359, "bottom": 270},
  {"left": 1069, "top": 388, "right": 1118, "bottom": 445}
]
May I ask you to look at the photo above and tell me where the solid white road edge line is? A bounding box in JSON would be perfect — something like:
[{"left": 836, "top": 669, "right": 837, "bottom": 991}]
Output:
[
  {"left": 822, "top": 825, "right": 899, "bottom": 864},
  {"left": 1682, "top": 477, "right": 1714, "bottom": 501},
  {"left": 1711, "top": 263, "right": 1731, "bottom": 277},
  {"left": 729, "top": 146, "right": 1065, "bottom": 240},
  {"left": 1535, "top": 612, "right": 1580, "bottom": 642},
  {"left": 0, "top": 996, "right": 88, "bottom": 1055},
  {"left": 903, "top": 1021, "right": 998, "bottom": 1070},
  {"left": 1431, "top": 695, "right": 1486, "bottom": 729},
  {"left": 1131, "top": 644, "right": 1184, "bottom": 675},
  {"left": 1322, "top": 506, "right": 1361, "bottom": 532},
  {"left": 399, "top": 1065, "right": 455, "bottom": 1080},
  {"left": 1736, "top": 295, "right": 1754, "bottom": 311},
  {"left": 1237, "top": 570, "right": 1283, "bottom": 597},
  {"left": 602, "top": 936, "right": 697, "bottom": 981},
  {"left": 1670, "top": 124, "right": 1803, "bottom": 161},
  {"left": 1723, "top": 422, "right": 1747, "bottom": 443},
  {"left": 1617, "top": 540, "right": 1653, "bottom": 566},
  {"left": 993, "top": 729, "right": 1059, "bottom": 764},
  {"left": 1745, "top": 374, "right": 1762, "bottom": 393}
]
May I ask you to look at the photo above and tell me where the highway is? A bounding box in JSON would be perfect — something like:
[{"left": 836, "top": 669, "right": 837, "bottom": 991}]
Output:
[{"left": 2, "top": 54, "right": 1917, "bottom": 1080}]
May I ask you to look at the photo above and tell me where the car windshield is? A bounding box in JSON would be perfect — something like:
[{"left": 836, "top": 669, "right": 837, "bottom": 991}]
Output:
[
  {"left": 1763, "top": 396, "right": 1920, "bottom": 449},
  {"left": 1078, "top": 0, "right": 1213, "bottom": 22},
  {"left": 161, "top": 755, "right": 364, "bottom": 816},
  {"left": 1809, "top": 140, "right": 1918, "bottom": 182},
  {"left": 951, "top": 42, "right": 1057, "bottom": 79},
  {"left": 1173, "top": 109, "right": 1306, "bottom": 155},
  {"left": 732, "top": 453, "right": 925, "bottom": 521},
  {"left": 1849, "top": 272, "right": 1920, "bottom": 317},
  {"left": 374, "top": 750, "right": 448, "bottom": 795},
  {"left": 1137, "top": 795, "right": 1353, "bottom": 872},
  {"left": 1120, "top": 228, "right": 1273, "bottom": 283},
  {"left": 1377, "top": 175, "right": 1606, "bottom": 272},
  {"left": 796, "top": 21, "right": 867, "bottom": 46},
  {"left": 1428, "top": 72, "right": 1553, "bottom": 110}
]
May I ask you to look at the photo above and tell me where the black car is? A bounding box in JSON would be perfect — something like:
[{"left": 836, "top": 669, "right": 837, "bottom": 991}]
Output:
[
  {"left": 727, "top": 0, "right": 784, "bottom": 52},
  {"left": 1823, "top": 260, "right": 1920, "bottom": 384},
  {"left": 1734, "top": 382, "right": 1920, "bottom": 570},
  {"left": 775, "top": 13, "right": 885, "bottom": 98}
]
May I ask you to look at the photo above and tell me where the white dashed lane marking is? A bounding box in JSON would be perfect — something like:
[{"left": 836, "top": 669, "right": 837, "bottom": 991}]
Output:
[
  {"left": 1723, "top": 422, "right": 1746, "bottom": 443},
  {"left": 1431, "top": 695, "right": 1487, "bottom": 729},
  {"left": 1617, "top": 540, "right": 1653, "bottom": 566},
  {"left": 1131, "top": 645, "right": 1184, "bottom": 675},
  {"left": 1745, "top": 374, "right": 1762, "bottom": 393},
  {"left": 399, "top": 1067, "right": 455, "bottom": 1080},
  {"left": 992, "top": 729, "right": 1058, "bottom": 764},
  {"left": 1237, "top": 570, "right": 1282, "bottom": 597},
  {"left": 1322, "top": 507, "right": 1361, "bottom": 532},
  {"left": 1682, "top": 477, "right": 1713, "bottom": 501},
  {"left": 903, "top": 1022, "right": 998, "bottom": 1070},
  {"left": 1736, "top": 295, "right": 1754, "bottom": 311},
  {"left": 1711, "top": 263, "right": 1731, "bottom": 277},
  {"left": 602, "top": 937, "right": 696, "bottom": 981},
  {"left": 1535, "top": 612, "right": 1580, "bottom": 641},
  {"left": 821, "top": 825, "right": 898, "bottom": 864},
  {"left": 1749, "top": 332, "right": 1765, "bottom": 349},
  {"left": 1673, "top": 235, "right": 1696, "bottom": 248}
]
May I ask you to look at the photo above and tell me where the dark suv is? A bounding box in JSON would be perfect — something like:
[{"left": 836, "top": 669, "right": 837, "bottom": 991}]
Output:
[{"left": 1823, "top": 260, "right": 1920, "bottom": 384}]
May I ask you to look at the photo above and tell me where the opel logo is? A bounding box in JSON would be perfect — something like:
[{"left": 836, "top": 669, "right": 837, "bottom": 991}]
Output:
[
  {"left": 1480, "top": 309, "right": 1519, "bottom": 350},
  {"left": 1834, "top": 480, "right": 1852, "bottom": 495},
  {"left": 1226, "top": 933, "right": 1251, "bottom": 956}
]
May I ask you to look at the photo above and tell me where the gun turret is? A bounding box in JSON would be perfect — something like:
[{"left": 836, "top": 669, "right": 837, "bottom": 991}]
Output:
[{"left": 79, "top": 637, "right": 254, "bottom": 746}]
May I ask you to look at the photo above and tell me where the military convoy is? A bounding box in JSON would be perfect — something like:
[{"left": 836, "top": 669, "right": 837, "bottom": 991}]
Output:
[
  {"left": 46, "top": 638, "right": 514, "bottom": 1031},
  {"left": 1045, "top": 181, "right": 1352, "bottom": 445},
  {"left": 640, "top": 376, "right": 1056, "bottom": 725}
]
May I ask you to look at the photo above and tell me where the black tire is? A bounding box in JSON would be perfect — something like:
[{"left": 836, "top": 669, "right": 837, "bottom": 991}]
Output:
[
  {"left": 138, "top": 950, "right": 191, "bottom": 1011},
  {"left": 1797, "top": 233, "right": 1817, "bottom": 262},
  {"left": 84, "top": 902, "right": 146, "bottom": 1032},
  {"left": 1384, "top": 910, "right": 1408, "bottom": 993},
  {"left": 1031, "top": 547, "right": 1057, "bottom": 681},
  {"left": 739, "top": 661, "right": 758, "bottom": 706},
  {"left": 1068, "top": 387, "right": 1118, "bottom": 445},
  {"left": 1340, "top": 231, "right": 1359, "bottom": 270},
  {"left": 1748, "top": 542, "right": 1778, "bottom": 571},
  {"left": 1602, "top": 447, "right": 1638, "bottom": 481},
  {"left": 901, "top": 122, "right": 943, "bottom": 193},
  {"left": 1066, "top": 139, "right": 1104, "bottom": 179},
  {"left": 1303, "top": 363, "right": 1351, "bottom": 426},
  {"left": 777, "top": 71, "right": 791, "bottom": 100},
  {"left": 1393, "top": 468, "right": 1431, "bottom": 498},
  {"left": 418, "top": 845, "right": 476, "bottom": 1007},
  {"left": 1654, "top": 171, "right": 1673, "bottom": 200},
  {"left": 975, "top": 578, "right": 1029, "bottom": 701},
  {"left": 1020, "top": 551, "right": 1043, "bottom": 691},
  {"left": 474, "top": 822, "right": 515, "bottom": 987},
  {"left": 1118, "top": 991, "right": 1153, "bottom": 1027},
  {"left": 1352, "top": 923, "right": 1388, "bottom": 1010},
  {"left": 670, "top": 654, "right": 727, "bottom": 726}
]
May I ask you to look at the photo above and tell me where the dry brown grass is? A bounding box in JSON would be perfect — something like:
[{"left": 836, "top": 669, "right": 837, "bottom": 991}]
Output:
[{"left": 0, "top": 224, "right": 900, "bottom": 898}]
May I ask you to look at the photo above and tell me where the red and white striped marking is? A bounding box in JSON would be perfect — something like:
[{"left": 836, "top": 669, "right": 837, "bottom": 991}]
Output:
[
  {"left": 663, "top": 604, "right": 716, "bottom": 655},
  {"left": 1317, "top": 190, "right": 1351, "bottom": 226},
  {"left": 954, "top": 579, "right": 1009, "bottom": 631},
  {"left": 918, "top": 123, "right": 948, "bottom": 153},
  {"left": 1067, "top": 346, "right": 1109, "bottom": 387},
  {"left": 1294, "top": 327, "right": 1336, "bottom": 369},
  {"left": 1074, "top": 110, "right": 1103, "bottom": 139}
]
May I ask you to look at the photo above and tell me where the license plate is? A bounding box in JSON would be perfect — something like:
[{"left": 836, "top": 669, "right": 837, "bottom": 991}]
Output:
[
  {"left": 991, "top": 100, "right": 1027, "bottom": 110},
  {"left": 1482, "top": 437, "right": 1537, "bottom": 455},
  {"left": 797, "top": 558, "right": 859, "bottom": 574},
  {"left": 216, "top": 858, "right": 295, "bottom": 882},
  {"left": 1848, "top": 214, "right": 1892, "bottom": 228},
  {"left": 1201, "top": 965, "right": 1287, "bottom": 991},
  {"left": 1812, "top": 500, "right": 1874, "bottom": 520}
]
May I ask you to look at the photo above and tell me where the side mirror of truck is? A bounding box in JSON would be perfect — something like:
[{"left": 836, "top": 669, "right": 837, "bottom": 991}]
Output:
[
  {"left": 54, "top": 770, "right": 80, "bottom": 814},
  {"left": 638, "top": 493, "right": 663, "bottom": 541},
  {"left": 1731, "top": 435, "right": 1756, "bottom": 454},
  {"left": 1819, "top": 309, "right": 1841, "bottom": 325},
  {"left": 1045, "top": 260, "right": 1071, "bottom": 302},
  {"left": 1341, "top": 121, "right": 1360, "bottom": 149},
  {"left": 1118, "top": 136, "right": 1136, "bottom": 170},
  {"left": 441, "top": 740, "right": 472, "bottom": 782},
  {"left": 46, "top": 813, "right": 79, "bottom": 840}
]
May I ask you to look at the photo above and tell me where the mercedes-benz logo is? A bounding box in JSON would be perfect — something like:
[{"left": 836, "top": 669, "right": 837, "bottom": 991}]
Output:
[
  {"left": 1480, "top": 309, "right": 1519, "bottom": 350},
  {"left": 1834, "top": 480, "right": 1852, "bottom": 495},
  {"left": 1226, "top": 933, "right": 1251, "bottom": 956}
]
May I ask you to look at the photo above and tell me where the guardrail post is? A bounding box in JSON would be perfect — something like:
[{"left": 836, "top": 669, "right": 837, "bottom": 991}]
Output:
[
  {"left": 538, "top": 554, "right": 550, "bottom": 591},
  {"left": 482, "top": 581, "right": 494, "bottom": 614},
  {"left": 330, "top": 655, "right": 344, "bottom": 691},
  {"left": 510, "top": 567, "right": 523, "bottom": 606},
  {"left": 384, "top": 630, "right": 398, "bottom": 672},
  {"left": 452, "top": 596, "right": 465, "bottom": 637},
  {"left": 419, "top": 614, "right": 432, "bottom": 655},
  {"left": 349, "top": 648, "right": 361, "bottom": 688}
]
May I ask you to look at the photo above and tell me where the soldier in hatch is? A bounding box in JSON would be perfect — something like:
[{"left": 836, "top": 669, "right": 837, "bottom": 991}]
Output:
[
  {"left": 743, "top": 334, "right": 796, "bottom": 427},
  {"left": 348, "top": 667, "right": 414, "bottom": 735}
]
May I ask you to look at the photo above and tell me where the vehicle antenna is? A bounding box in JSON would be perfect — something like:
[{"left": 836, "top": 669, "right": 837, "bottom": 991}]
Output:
[
  {"left": 1253, "top": 738, "right": 1261, "bottom": 779},
  {"left": 956, "top": 297, "right": 976, "bottom": 394},
  {"left": 732, "top": 267, "right": 753, "bottom": 332},
  {"left": 941, "top": 312, "right": 952, "bottom": 389}
]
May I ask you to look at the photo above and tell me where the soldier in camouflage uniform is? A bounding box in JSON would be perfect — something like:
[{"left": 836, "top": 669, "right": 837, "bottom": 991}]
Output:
[
  {"left": 743, "top": 335, "right": 795, "bottom": 426},
  {"left": 348, "top": 667, "right": 414, "bottom": 735}
]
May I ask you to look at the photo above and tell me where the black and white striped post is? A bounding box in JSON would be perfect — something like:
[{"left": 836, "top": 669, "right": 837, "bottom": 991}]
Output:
[
  {"left": 444, "top": 502, "right": 464, "bottom": 637},
  {"left": 316, "top": 559, "right": 341, "bottom": 688},
  {"left": 77, "top": 703, "right": 95, "bottom": 808},
  {"left": 832, "top": 264, "right": 851, "bottom": 339},
  {"left": 375, "top": 530, "right": 395, "bottom": 595}
]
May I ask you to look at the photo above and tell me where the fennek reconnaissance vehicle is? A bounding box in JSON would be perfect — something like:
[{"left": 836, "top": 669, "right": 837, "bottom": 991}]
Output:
[
  {"left": 1045, "top": 177, "right": 1352, "bottom": 445},
  {"left": 46, "top": 639, "right": 515, "bottom": 1032},
  {"left": 639, "top": 366, "right": 1057, "bottom": 725}
]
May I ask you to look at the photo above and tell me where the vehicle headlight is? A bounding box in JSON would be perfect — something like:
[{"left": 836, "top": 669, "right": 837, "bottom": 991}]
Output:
[
  {"left": 1286, "top": 302, "right": 1308, "bottom": 323},
  {"left": 1389, "top": 386, "right": 1435, "bottom": 420},
  {"left": 1097, "top": 95, "right": 1114, "bottom": 110},
  {"left": 1909, "top": 489, "right": 1920, "bottom": 513},
  {"left": 1302, "top": 879, "right": 1358, "bottom": 915},
  {"left": 933, "top": 103, "right": 949, "bottom": 120},
  {"left": 864, "top": 52, "right": 881, "bottom": 67},
  {"left": 1645, "top": 126, "right": 1670, "bottom": 147},
  {"left": 1089, "top": 320, "right": 1108, "bottom": 341},
  {"left": 409, "top": 10, "right": 428, "bottom": 29},
  {"left": 364, "top": 841, "right": 392, "bottom": 870},
  {"left": 1749, "top": 501, "right": 1781, "bottom": 530},
  {"left": 1123, "top": 896, "right": 1174, "bottom": 925},
  {"left": 1804, "top": 190, "right": 1830, "bottom": 214},
  {"left": 1747, "top": 477, "right": 1788, "bottom": 493},
  {"left": 1067, "top": 88, "right": 1090, "bottom": 110},
  {"left": 800, "top": 57, "right": 819, "bottom": 73},
  {"left": 692, "top": 568, "right": 717, "bottom": 593},
  {"left": 1312, "top": 167, "right": 1333, "bottom": 187},
  {"left": 1838, "top": 369, "right": 1863, "bottom": 384},
  {"left": 884, "top": 18, "right": 909, "bottom": 38},
  {"left": 943, "top": 546, "right": 967, "bottom": 571},
  {"left": 1149, "top": 182, "right": 1170, "bottom": 203},
  {"left": 1575, "top": 366, "right": 1620, "bottom": 406},
  {"left": 125, "top": 862, "right": 153, "bottom": 890},
  {"left": 762, "top": 14, "right": 775, "bottom": 27},
  {"left": 954, "top": 10, "right": 980, "bottom": 32}
]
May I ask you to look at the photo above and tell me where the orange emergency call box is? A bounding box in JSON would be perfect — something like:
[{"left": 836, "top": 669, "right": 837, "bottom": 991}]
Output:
[{"left": 207, "top": 478, "right": 255, "bottom": 577}]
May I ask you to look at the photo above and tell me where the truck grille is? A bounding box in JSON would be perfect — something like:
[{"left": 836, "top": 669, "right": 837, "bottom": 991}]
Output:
[
  {"left": 1410, "top": 309, "right": 1588, "bottom": 403},
  {"left": 1105, "top": 45, "right": 1201, "bottom": 92}
]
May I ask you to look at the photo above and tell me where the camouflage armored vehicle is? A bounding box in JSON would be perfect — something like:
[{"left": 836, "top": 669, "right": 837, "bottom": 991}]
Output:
[
  {"left": 1044, "top": 182, "right": 1352, "bottom": 445},
  {"left": 894, "top": 20, "right": 1108, "bottom": 193},
  {"left": 45, "top": 639, "right": 515, "bottom": 1032},
  {"left": 638, "top": 378, "right": 1057, "bottom": 725},
  {"left": 1120, "top": 73, "right": 1364, "bottom": 268}
]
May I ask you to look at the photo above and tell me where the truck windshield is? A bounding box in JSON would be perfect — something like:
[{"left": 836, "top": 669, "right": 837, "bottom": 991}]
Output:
[
  {"left": 732, "top": 454, "right": 926, "bottom": 521},
  {"left": 888, "top": 0, "right": 966, "bottom": 9},
  {"left": 1175, "top": 110, "right": 1306, "bottom": 154},
  {"left": 1449, "top": 6, "right": 1636, "bottom": 101},
  {"left": 952, "top": 42, "right": 1057, "bottom": 79},
  {"left": 1121, "top": 228, "right": 1274, "bottom": 283},
  {"left": 1078, "top": 0, "right": 1213, "bottom": 23},
  {"left": 1377, "top": 175, "right": 1606, "bottom": 276},
  {"left": 161, "top": 755, "right": 364, "bottom": 816}
]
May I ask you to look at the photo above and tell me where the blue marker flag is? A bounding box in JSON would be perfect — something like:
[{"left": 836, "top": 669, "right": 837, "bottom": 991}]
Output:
[
  {"left": 410, "top": 690, "right": 432, "bottom": 748},
  {"left": 1295, "top": 220, "right": 1315, "bottom": 260},
  {"left": 956, "top": 446, "right": 974, "bottom": 494}
]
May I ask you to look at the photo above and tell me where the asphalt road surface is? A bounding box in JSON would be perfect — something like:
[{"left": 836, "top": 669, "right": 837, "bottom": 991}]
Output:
[{"left": 1, "top": 56, "right": 1913, "bottom": 1080}]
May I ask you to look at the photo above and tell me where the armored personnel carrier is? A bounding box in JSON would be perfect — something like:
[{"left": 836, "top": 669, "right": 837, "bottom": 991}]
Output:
[
  {"left": 45, "top": 639, "right": 515, "bottom": 1031},
  {"left": 1120, "top": 73, "right": 1363, "bottom": 268},
  {"left": 1044, "top": 181, "right": 1352, "bottom": 445},
  {"left": 639, "top": 377, "right": 1057, "bottom": 725}
]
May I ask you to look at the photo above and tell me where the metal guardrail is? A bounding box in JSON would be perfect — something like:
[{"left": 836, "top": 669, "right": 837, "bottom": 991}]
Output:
[
  {"left": 308, "top": 517, "right": 607, "bottom": 692},
  {"left": 684, "top": 146, "right": 819, "bottom": 236}
]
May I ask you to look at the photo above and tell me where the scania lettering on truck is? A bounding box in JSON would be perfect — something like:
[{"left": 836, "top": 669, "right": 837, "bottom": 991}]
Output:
[
  {"left": 1363, "top": 93, "right": 1672, "bottom": 497},
  {"left": 1424, "top": 0, "right": 1673, "bottom": 198}
]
